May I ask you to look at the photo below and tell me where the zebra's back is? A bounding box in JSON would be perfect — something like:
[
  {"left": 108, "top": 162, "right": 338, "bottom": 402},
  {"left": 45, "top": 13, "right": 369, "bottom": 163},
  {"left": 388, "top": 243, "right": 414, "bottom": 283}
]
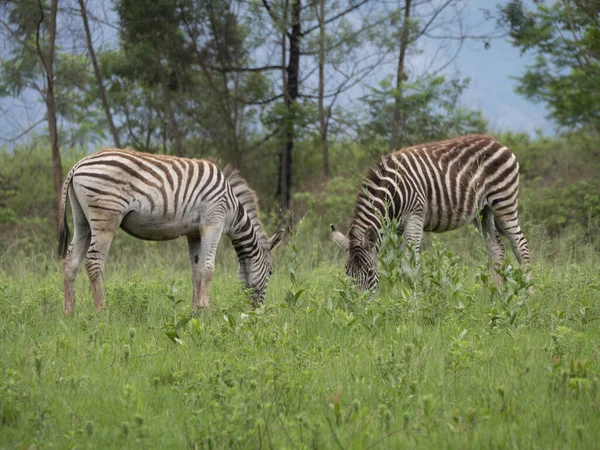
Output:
[
  {"left": 70, "top": 149, "right": 230, "bottom": 240},
  {"left": 375, "top": 135, "right": 519, "bottom": 232}
]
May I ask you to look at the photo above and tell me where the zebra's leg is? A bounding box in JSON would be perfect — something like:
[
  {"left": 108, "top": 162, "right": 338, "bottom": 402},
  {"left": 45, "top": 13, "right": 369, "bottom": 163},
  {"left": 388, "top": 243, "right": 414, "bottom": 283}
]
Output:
[
  {"left": 479, "top": 206, "right": 505, "bottom": 287},
  {"left": 190, "top": 224, "right": 224, "bottom": 311},
  {"left": 63, "top": 190, "right": 91, "bottom": 316},
  {"left": 84, "top": 214, "right": 122, "bottom": 312},
  {"left": 402, "top": 213, "right": 425, "bottom": 260},
  {"left": 490, "top": 201, "right": 534, "bottom": 294},
  {"left": 187, "top": 236, "right": 203, "bottom": 311}
]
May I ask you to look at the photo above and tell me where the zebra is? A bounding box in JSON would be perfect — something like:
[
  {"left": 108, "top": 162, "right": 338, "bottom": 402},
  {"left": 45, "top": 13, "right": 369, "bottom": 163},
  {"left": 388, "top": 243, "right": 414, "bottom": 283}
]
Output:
[
  {"left": 57, "top": 148, "right": 284, "bottom": 316},
  {"left": 331, "top": 134, "right": 532, "bottom": 293}
]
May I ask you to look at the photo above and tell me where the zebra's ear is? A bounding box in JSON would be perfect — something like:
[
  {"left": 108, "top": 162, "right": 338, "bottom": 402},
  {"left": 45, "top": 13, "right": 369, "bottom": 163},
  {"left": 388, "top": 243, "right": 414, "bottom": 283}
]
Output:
[
  {"left": 268, "top": 228, "right": 285, "bottom": 252},
  {"left": 331, "top": 224, "right": 349, "bottom": 251},
  {"left": 362, "top": 227, "right": 378, "bottom": 253}
]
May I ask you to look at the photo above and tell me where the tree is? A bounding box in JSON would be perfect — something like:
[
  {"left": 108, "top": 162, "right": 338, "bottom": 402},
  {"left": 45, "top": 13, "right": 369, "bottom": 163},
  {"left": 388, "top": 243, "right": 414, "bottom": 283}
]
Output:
[
  {"left": 389, "top": 0, "right": 412, "bottom": 151},
  {"left": 360, "top": 75, "right": 487, "bottom": 156},
  {"left": 498, "top": 0, "right": 600, "bottom": 131},
  {"left": 316, "top": 0, "right": 328, "bottom": 178},
  {"left": 383, "top": 0, "right": 488, "bottom": 151},
  {"left": 37, "top": 0, "right": 63, "bottom": 238},
  {"left": 250, "top": 0, "right": 372, "bottom": 209},
  {"left": 309, "top": 0, "right": 389, "bottom": 179},
  {"left": 0, "top": 0, "right": 64, "bottom": 236},
  {"left": 77, "top": 0, "right": 121, "bottom": 148},
  {"left": 100, "top": 48, "right": 165, "bottom": 152},
  {"left": 115, "top": 0, "right": 190, "bottom": 156},
  {"left": 180, "top": 0, "right": 272, "bottom": 167}
]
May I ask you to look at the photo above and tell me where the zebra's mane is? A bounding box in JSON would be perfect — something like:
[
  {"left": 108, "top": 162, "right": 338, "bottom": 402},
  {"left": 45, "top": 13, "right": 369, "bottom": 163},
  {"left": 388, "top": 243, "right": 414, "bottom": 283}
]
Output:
[
  {"left": 347, "top": 156, "right": 390, "bottom": 244},
  {"left": 223, "top": 166, "right": 267, "bottom": 242},
  {"left": 361, "top": 155, "right": 393, "bottom": 203}
]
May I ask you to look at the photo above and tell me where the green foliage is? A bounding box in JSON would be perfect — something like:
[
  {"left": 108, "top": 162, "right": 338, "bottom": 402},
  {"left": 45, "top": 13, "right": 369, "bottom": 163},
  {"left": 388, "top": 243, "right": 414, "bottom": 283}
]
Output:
[
  {"left": 105, "top": 277, "right": 153, "bottom": 322},
  {"left": 0, "top": 0, "right": 48, "bottom": 96},
  {"left": 524, "top": 180, "right": 600, "bottom": 237},
  {"left": 282, "top": 221, "right": 306, "bottom": 308},
  {"left": 0, "top": 144, "right": 86, "bottom": 240},
  {"left": 377, "top": 219, "right": 475, "bottom": 325},
  {"left": 498, "top": 131, "right": 600, "bottom": 241},
  {"left": 549, "top": 326, "right": 600, "bottom": 400},
  {"left": 103, "top": 0, "right": 274, "bottom": 161},
  {"left": 445, "top": 329, "right": 482, "bottom": 374},
  {"left": 378, "top": 217, "right": 419, "bottom": 291},
  {"left": 486, "top": 262, "right": 533, "bottom": 332},
  {"left": 498, "top": 0, "right": 600, "bottom": 131},
  {"left": 1, "top": 228, "right": 599, "bottom": 448},
  {"left": 359, "top": 75, "right": 487, "bottom": 154},
  {"left": 0, "top": 1, "right": 106, "bottom": 144},
  {"left": 294, "top": 173, "right": 363, "bottom": 235},
  {"left": 0, "top": 369, "right": 24, "bottom": 426},
  {"left": 420, "top": 239, "right": 470, "bottom": 324},
  {"left": 0, "top": 214, "right": 600, "bottom": 449}
]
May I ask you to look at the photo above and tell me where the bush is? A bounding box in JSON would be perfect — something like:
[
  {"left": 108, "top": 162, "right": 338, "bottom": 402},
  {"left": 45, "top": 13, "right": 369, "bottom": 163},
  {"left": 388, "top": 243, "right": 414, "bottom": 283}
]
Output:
[
  {"left": 521, "top": 180, "right": 600, "bottom": 238},
  {"left": 0, "top": 143, "right": 87, "bottom": 242},
  {"left": 498, "top": 131, "right": 600, "bottom": 243}
]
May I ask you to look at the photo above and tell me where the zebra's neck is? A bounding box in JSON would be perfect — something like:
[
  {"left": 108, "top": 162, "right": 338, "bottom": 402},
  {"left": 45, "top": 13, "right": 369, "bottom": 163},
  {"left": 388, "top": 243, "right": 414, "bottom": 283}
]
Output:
[
  {"left": 348, "top": 189, "right": 385, "bottom": 250},
  {"left": 228, "top": 204, "right": 265, "bottom": 262},
  {"left": 348, "top": 154, "right": 414, "bottom": 250}
]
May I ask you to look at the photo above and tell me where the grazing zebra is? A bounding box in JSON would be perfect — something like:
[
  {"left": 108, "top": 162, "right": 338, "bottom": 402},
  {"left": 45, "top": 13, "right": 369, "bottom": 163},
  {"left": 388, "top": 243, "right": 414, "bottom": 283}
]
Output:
[
  {"left": 331, "top": 134, "right": 532, "bottom": 293},
  {"left": 58, "top": 149, "right": 284, "bottom": 316}
]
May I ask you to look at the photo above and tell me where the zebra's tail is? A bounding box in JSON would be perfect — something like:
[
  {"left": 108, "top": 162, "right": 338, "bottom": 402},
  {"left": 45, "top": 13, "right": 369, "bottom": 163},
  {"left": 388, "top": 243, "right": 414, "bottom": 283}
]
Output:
[{"left": 57, "top": 168, "right": 75, "bottom": 259}]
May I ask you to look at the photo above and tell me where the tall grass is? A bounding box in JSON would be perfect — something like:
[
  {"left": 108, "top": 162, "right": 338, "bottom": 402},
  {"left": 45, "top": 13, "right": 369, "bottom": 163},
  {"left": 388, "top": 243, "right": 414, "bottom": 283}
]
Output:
[{"left": 1, "top": 222, "right": 599, "bottom": 449}]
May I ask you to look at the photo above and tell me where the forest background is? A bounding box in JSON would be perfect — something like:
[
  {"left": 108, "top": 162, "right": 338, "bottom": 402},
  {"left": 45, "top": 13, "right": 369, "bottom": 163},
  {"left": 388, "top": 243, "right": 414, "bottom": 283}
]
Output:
[{"left": 0, "top": 0, "right": 599, "bottom": 247}]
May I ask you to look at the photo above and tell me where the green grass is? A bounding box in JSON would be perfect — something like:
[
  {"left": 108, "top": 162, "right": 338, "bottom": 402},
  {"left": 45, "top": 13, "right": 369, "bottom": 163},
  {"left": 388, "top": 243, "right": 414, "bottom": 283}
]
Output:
[{"left": 1, "top": 226, "right": 599, "bottom": 449}]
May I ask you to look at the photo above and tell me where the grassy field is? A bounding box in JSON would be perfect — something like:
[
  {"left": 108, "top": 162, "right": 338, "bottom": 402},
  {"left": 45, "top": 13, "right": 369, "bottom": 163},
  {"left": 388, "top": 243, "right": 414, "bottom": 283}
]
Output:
[{"left": 1, "top": 223, "right": 599, "bottom": 449}]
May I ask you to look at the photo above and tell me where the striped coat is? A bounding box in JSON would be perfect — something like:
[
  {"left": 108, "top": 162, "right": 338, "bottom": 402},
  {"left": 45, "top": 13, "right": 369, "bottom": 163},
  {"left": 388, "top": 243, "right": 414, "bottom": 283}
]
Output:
[
  {"left": 58, "top": 149, "right": 283, "bottom": 315},
  {"left": 332, "top": 135, "right": 531, "bottom": 292}
]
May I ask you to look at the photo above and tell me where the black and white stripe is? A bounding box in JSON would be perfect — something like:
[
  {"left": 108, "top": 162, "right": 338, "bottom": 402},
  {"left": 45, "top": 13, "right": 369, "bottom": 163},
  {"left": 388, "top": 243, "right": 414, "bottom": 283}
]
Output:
[
  {"left": 58, "top": 149, "right": 283, "bottom": 315},
  {"left": 332, "top": 134, "right": 531, "bottom": 293}
]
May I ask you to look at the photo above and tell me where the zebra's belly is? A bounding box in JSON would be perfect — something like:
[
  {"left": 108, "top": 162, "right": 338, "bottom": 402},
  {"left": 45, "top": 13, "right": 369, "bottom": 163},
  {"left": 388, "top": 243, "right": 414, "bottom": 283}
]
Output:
[
  {"left": 120, "top": 211, "right": 199, "bottom": 241},
  {"left": 422, "top": 208, "right": 479, "bottom": 232}
]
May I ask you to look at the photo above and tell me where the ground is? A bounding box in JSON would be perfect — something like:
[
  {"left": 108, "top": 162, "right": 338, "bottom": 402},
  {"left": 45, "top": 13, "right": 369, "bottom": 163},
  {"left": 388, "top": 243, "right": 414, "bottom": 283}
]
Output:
[{"left": 0, "top": 226, "right": 599, "bottom": 449}]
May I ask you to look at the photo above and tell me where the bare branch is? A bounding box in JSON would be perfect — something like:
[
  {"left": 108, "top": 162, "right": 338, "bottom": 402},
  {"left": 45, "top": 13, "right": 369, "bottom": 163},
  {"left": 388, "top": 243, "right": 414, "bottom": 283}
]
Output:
[
  {"left": 413, "top": 0, "right": 453, "bottom": 40},
  {"left": 262, "top": 0, "right": 293, "bottom": 39},
  {"left": 243, "top": 126, "right": 282, "bottom": 153},
  {"left": 210, "top": 65, "right": 285, "bottom": 73},
  {"left": 0, "top": 118, "right": 46, "bottom": 142},
  {"left": 424, "top": 31, "right": 506, "bottom": 40},
  {"left": 301, "top": 0, "right": 371, "bottom": 37},
  {"left": 235, "top": 93, "right": 284, "bottom": 105},
  {"left": 299, "top": 13, "right": 393, "bottom": 56},
  {"left": 58, "top": 5, "right": 120, "bottom": 30},
  {"left": 0, "top": 18, "right": 38, "bottom": 54}
]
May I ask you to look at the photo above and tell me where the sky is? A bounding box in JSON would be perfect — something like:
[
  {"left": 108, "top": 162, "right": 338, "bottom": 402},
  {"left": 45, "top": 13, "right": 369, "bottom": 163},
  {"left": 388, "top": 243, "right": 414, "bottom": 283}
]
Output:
[
  {"left": 0, "top": 0, "right": 554, "bottom": 148},
  {"left": 448, "top": 0, "right": 553, "bottom": 135}
]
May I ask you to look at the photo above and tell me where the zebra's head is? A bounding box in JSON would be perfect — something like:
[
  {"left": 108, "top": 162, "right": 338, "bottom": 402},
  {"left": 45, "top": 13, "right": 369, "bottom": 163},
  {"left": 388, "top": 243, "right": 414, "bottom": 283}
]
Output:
[
  {"left": 331, "top": 224, "right": 379, "bottom": 293},
  {"left": 237, "top": 229, "right": 284, "bottom": 305}
]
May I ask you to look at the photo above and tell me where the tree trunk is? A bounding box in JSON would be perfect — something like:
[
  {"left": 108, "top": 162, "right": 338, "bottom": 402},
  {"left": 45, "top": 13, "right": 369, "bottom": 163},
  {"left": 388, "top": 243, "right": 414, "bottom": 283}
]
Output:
[
  {"left": 77, "top": 0, "right": 121, "bottom": 148},
  {"left": 278, "top": 0, "right": 301, "bottom": 210},
  {"left": 389, "top": 0, "right": 412, "bottom": 151},
  {"left": 317, "top": 0, "right": 329, "bottom": 179},
  {"left": 154, "top": 48, "right": 183, "bottom": 156},
  {"left": 206, "top": 7, "right": 242, "bottom": 168},
  {"left": 37, "top": 0, "right": 63, "bottom": 239}
]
